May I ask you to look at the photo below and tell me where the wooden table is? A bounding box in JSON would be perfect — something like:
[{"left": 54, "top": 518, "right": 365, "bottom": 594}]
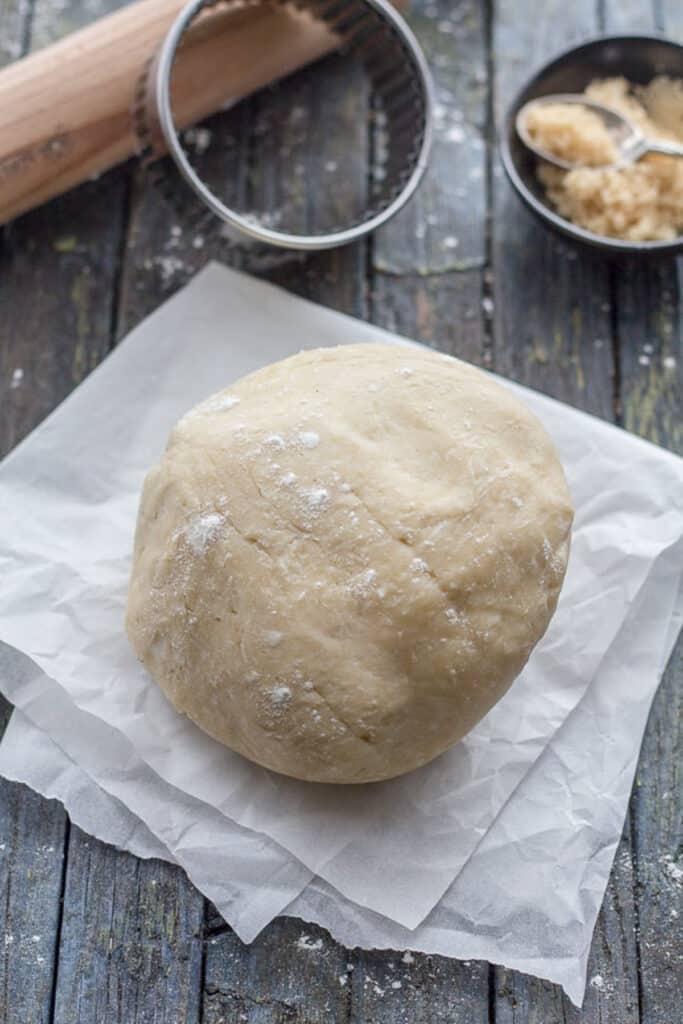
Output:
[{"left": 0, "top": 1, "right": 681, "bottom": 1021}]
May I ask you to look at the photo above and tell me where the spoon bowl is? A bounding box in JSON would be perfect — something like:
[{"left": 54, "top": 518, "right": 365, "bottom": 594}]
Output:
[{"left": 516, "top": 92, "right": 683, "bottom": 170}]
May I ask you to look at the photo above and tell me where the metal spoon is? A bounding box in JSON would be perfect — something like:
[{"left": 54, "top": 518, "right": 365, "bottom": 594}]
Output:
[{"left": 516, "top": 93, "right": 683, "bottom": 170}]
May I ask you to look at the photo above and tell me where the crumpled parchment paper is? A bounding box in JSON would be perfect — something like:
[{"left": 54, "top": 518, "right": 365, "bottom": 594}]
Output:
[{"left": 0, "top": 263, "right": 681, "bottom": 1005}]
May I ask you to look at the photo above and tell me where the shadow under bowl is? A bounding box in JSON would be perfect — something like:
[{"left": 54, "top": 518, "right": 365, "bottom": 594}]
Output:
[{"left": 500, "top": 34, "right": 683, "bottom": 257}]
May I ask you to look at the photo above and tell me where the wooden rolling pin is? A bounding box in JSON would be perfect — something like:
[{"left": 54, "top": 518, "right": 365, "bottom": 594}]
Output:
[{"left": 0, "top": 0, "right": 406, "bottom": 226}]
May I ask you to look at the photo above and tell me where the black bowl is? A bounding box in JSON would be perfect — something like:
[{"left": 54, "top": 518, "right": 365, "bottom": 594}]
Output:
[{"left": 500, "top": 35, "right": 683, "bottom": 256}]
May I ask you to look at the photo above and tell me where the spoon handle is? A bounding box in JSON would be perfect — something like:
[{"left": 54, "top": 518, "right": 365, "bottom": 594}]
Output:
[{"left": 645, "top": 139, "right": 683, "bottom": 159}]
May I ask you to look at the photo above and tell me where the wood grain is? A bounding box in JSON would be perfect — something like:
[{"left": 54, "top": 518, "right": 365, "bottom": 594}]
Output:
[
  {"left": 610, "top": 14, "right": 683, "bottom": 1021},
  {"left": 349, "top": 949, "right": 489, "bottom": 1024},
  {"left": 0, "top": 8, "right": 70, "bottom": 1024},
  {"left": 52, "top": 828, "right": 204, "bottom": 1024},
  {"left": 491, "top": 1, "right": 646, "bottom": 1021},
  {"left": 204, "top": 920, "right": 351, "bottom": 1023},
  {"left": 371, "top": 0, "right": 487, "bottom": 367},
  {"left": 604, "top": 3, "right": 683, "bottom": 1018},
  {"left": 0, "top": 785, "right": 66, "bottom": 1024}
]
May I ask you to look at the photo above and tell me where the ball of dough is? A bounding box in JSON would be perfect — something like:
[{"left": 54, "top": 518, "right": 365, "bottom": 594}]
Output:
[{"left": 126, "top": 343, "right": 573, "bottom": 783}]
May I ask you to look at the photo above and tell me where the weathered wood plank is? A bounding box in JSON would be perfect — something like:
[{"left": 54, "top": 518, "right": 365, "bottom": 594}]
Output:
[
  {"left": 600, "top": 0, "right": 658, "bottom": 33},
  {"left": 29, "top": 0, "right": 129, "bottom": 48},
  {"left": 492, "top": 0, "right": 614, "bottom": 417},
  {"left": 0, "top": 785, "right": 66, "bottom": 1024},
  {"left": 495, "top": 824, "right": 640, "bottom": 1024},
  {"left": 491, "top": 0, "right": 645, "bottom": 1020},
  {"left": 605, "top": 1, "right": 683, "bottom": 1016},
  {"left": 0, "top": 0, "right": 30, "bottom": 64},
  {"left": 371, "top": 0, "right": 487, "bottom": 367},
  {"left": 204, "top": 920, "right": 351, "bottom": 1024},
  {"left": 0, "top": 3, "right": 208, "bottom": 1021},
  {"left": 616, "top": 260, "right": 682, "bottom": 1022},
  {"left": 350, "top": 949, "right": 490, "bottom": 1024},
  {"left": 0, "top": 9, "right": 69, "bottom": 1024},
  {"left": 630, "top": 643, "right": 683, "bottom": 1024},
  {"left": 52, "top": 827, "right": 204, "bottom": 1024}
]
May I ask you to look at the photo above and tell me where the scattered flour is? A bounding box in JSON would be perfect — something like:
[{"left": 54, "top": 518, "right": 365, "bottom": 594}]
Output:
[
  {"left": 263, "top": 630, "right": 283, "bottom": 648},
  {"left": 296, "top": 934, "right": 323, "bottom": 952},
  {"left": 410, "top": 557, "right": 429, "bottom": 575},
  {"left": 401, "top": 951, "right": 415, "bottom": 964},
  {"left": 268, "top": 685, "right": 291, "bottom": 707},
  {"left": 265, "top": 433, "right": 286, "bottom": 449},
  {"left": 10, "top": 368, "right": 23, "bottom": 388},
  {"left": 184, "top": 126, "right": 213, "bottom": 154},
  {"left": 298, "top": 431, "right": 320, "bottom": 449},
  {"left": 347, "top": 569, "right": 380, "bottom": 599},
  {"left": 661, "top": 853, "right": 683, "bottom": 885},
  {"left": 589, "top": 974, "right": 606, "bottom": 992},
  {"left": 182, "top": 513, "right": 224, "bottom": 555}
]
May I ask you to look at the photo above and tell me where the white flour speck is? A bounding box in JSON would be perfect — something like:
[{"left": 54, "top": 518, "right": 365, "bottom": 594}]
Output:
[
  {"left": 32, "top": 935, "right": 41, "bottom": 943},
  {"left": 402, "top": 951, "right": 414, "bottom": 964},
  {"left": 208, "top": 394, "right": 240, "bottom": 412},
  {"left": 391, "top": 980, "right": 402, "bottom": 990},
  {"left": 280, "top": 472, "right": 297, "bottom": 487},
  {"left": 325, "top": 159, "right": 338, "bottom": 172},
  {"left": 347, "top": 568, "right": 379, "bottom": 599},
  {"left": 297, "top": 935, "right": 323, "bottom": 952},
  {"left": 338, "top": 975, "right": 348, "bottom": 987},
  {"left": 397, "top": 367, "right": 414, "bottom": 377},
  {"left": 245, "top": 671, "right": 260, "bottom": 684},
  {"left": 269, "top": 684, "right": 291, "bottom": 707},
  {"left": 263, "top": 630, "right": 283, "bottom": 648},
  {"left": 663, "top": 355, "right": 677, "bottom": 370},
  {"left": 410, "top": 557, "right": 429, "bottom": 574},
  {"left": 158, "top": 255, "right": 185, "bottom": 283},
  {"left": 638, "top": 354, "right": 650, "bottom": 367},
  {"left": 298, "top": 431, "right": 320, "bottom": 449},
  {"left": 192, "top": 235, "right": 205, "bottom": 249},
  {"left": 511, "top": 496, "right": 524, "bottom": 508},
  {"left": 184, "top": 127, "right": 213, "bottom": 153},
  {"left": 10, "top": 368, "right": 23, "bottom": 388},
  {"left": 661, "top": 853, "right": 683, "bottom": 885},
  {"left": 183, "top": 513, "right": 224, "bottom": 555},
  {"left": 589, "top": 974, "right": 606, "bottom": 992},
  {"left": 300, "top": 487, "right": 330, "bottom": 519},
  {"left": 442, "top": 235, "right": 459, "bottom": 249},
  {"left": 265, "top": 433, "right": 286, "bottom": 449},
  {"left": 445, "top": 126, "right": 464, "bottom": 143},
  {"left": 482, "top": 296, "right": 494, "bottom": 316},
  {"left": 642, "top": 343, "right": 654, "bottom": 355}
]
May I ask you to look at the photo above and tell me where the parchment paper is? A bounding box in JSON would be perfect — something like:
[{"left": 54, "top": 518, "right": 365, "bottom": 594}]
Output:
[{"left": 0, "top": 263, "right": 681, "bottom": 1004}]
